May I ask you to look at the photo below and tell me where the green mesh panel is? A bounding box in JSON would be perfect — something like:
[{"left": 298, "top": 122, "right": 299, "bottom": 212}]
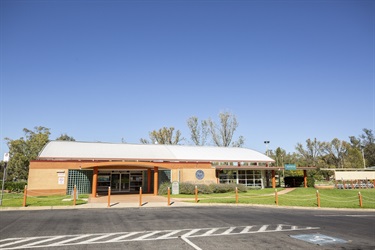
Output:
[{"left": 67, "top": 170, "right": 93, "bottom": 195}]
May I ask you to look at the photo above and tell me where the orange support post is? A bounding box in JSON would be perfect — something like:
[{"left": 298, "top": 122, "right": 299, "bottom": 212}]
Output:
[
  {"left": 22, "top": 185, "right": 27, "bottom": 207},
  {"left": 107, "top": 187, "right": 111, "bottom": 208},
  {"left": 154, "top": 167, "right": 159, "bottom": 195},
  {"left": 351, "top": 180, "right": 354, "bottom": 189},
  {"left": 139, "top": 187, "right": 142, "bottom": 207},
  {"left": 271, "top": 170, "right": 276, "bottom": 188},
  {"left": 73, "top": 185, "right": 77, "bottom": 206},
  {"left": 316, "top": 190, "right": 320, "bottom": 208},
  {"left": 195, "top": 186, "right": 198, "bottom": 203},
  {"left": 303, "top": 170, "right": 307, "bottom": 188},
  {"left": 275, "top": 189, "right": 278, "bottom": 206},
  {"left": 167, "top": 187, "right": 171, "bottom": 206},
  {"left": 358, "top": 192, "right": 363, "bottom": 208},
  {"left": 92, "top": 167, "right": 98, "bottom": 197},
  {"left": 235, "top": 187, "right": 238, "bottom": 204}
]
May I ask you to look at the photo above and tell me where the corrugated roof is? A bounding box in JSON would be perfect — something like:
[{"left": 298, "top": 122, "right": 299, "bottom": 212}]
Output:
[{"left": 38, "top": 141, "right": 275, "bottom": 163}]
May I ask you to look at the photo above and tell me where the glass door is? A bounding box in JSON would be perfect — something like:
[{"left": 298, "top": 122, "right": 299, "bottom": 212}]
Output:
[
  {"left": 111, "top": 173, "right": 120, "bottom": 192},
  {"left": 121, "top": 173, "right": 130, "bottom": 192}
]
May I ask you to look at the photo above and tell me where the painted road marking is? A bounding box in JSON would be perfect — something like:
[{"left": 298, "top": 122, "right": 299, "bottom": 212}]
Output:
[
  {"left": 0, "top": 224, "right": 319, "bottom": 249},
  {"left": 291, "top": 233, "right": 347, "bottom": 246}
]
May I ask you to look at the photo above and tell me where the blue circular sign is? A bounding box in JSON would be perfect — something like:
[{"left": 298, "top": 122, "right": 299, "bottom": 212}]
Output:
[{"left": 195, "top": 170, "right": 205, "bottom": 180}]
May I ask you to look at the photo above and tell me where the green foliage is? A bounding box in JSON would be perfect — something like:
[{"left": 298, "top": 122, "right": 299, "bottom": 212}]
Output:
[
  {"left": 158, "top": 182, "right": 171, "bottom": 195},
  {"left": 140, "top": 127, "right": 183, "bottom": 145},
  {"left": 0, "top": 181, "right": 27, "bottom": 192},
  {"left": 159, "top": 182, "right": 248, "bottom": 195},
  {"left": 56, "top": 133, "right": 75, "bottom": 141},
  {"left": 5, "top": 126, "right": 51, "bottom": 181}
]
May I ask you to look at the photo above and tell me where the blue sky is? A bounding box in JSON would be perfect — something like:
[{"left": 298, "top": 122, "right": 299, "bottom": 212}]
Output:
[{"left": 1, "top": 0, "right": 374, "bottom": 157}]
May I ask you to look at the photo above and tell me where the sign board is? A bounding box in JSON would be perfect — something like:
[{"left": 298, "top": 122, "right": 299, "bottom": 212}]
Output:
[
  {"left": 58, "top": 177, "right": 65, "bottom": 185},
  {"left": 172, "top": 181, "right": 179, "bottom": 195},
  {"left": 284, "top": 164, "right": 297, "bottom": 171}
]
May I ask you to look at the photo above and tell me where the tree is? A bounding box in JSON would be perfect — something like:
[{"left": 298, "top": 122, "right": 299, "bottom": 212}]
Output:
[
  {"left": 56, "top": 133, "right": 75, "bottom": 141},
  {"left": 321, "top": 138, "right": 348, "bottom": 168},
  {"left": 187, "top": 116, "right": 209, "bottom": 146},
  {"left": 349, "top": 128, "right": 375, "bottom": 167},
  {"left": 295, "top": 138, "right": 323, "bottom": 167},
  {"left": 207, "top": 111, "right": 244, "bottom": 147},
  {"left": 140, "top": 127, "right": 184, "bottom": 145},
  {"left": 5, "top": 126, "right": 50, "bottom": 181}
]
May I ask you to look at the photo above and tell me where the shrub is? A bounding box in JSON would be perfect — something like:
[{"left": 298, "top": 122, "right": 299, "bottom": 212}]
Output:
[
  {"left": 0, "top": 181, "right": 27, "bottom": 193},
  {"left": 158, "top": 182, "right": 171, "bottom": 195},
  {"left": 179, "top": 182, "right": 196, "bottom": 194}
]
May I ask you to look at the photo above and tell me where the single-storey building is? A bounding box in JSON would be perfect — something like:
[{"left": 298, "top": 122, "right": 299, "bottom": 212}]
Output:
[{"left": 27, "top": 141, "right": 312, "bottom": 196}]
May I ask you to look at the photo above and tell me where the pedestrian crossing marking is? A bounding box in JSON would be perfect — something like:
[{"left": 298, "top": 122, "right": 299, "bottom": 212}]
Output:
[{"left": 0, "top": 224, "right": 319, "bottom": 249}]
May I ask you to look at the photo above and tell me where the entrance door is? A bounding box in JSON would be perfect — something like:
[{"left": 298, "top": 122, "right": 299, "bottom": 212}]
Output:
[
  {"left": 111, "top": 174, "right": 120, "bottom": 192},
  {"left": 110, "top": 173, "right": 130, "bottom": 192},
  {"left": 121, "top": 173, "right": 130, "bottom": 192}
]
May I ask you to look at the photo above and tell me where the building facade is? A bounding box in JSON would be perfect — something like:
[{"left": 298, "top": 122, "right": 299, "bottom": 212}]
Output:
[{"left": 27, "top": 141, "right": 294, "bottom": 197}]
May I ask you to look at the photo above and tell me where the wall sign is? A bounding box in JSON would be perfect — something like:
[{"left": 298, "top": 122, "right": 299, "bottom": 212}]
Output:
[{"left": 195, "top": 170, "right": 205, "bottom": 180}]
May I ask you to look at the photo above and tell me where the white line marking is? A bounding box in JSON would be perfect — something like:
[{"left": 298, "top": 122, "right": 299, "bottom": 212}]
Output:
[
  {"left": 258, "top": 225, "right": 269, "bottom": 232},
  {"left": 181, "top": 236, "right": 202, "bottom": 250},
  {"left": 132, "top": 231, "right": 161, "bottom": 240},
  {"left": 105, "top": 232, "right": 141, "bottom": 242},
  {"left": 241, "top": 226, "right": 254, "bottom": 234},
  {"left": 0, "top": 237, "right": 37, "bottom": 248},
  {"left": 182, "top": 229, "right": 201, "bottom": 238},
  {"left": 201, "top": 228, "right": 220, "bottom": 236},
  {"left": 222, "top": 227, "right": 236, "bottom": 235},
  {"left": 157, "top": 230, "right": 182, "bottom": 239},
  {"left": 79, "top": 233, "right": 115, "bottom": 243},
  {"left": 49, "top": 234, "right": 92, "bottom": 245},
  {"left": 0, "top": 224, "right": 320, "bottom": 249},
  {"left": 24, "top": 236, "right": 65, "bottom": 246}
]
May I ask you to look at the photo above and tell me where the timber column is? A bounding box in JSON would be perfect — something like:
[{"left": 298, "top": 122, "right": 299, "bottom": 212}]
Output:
[
  {"left": 303, "top": 170, "right": 307, "bottom": 188},
  {"left": 153, "top": 167, "right": 159, "bottom": 195},
  {"left": 271, "top": 170, "right": 276, "bottom": 188},
  {"left": 92, "top": 167, "right": 98, "bottom": 197}
]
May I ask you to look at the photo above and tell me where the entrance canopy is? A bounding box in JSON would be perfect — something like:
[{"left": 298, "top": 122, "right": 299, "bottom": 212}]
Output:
[{"left": 38, "top": 141, "right": 275, "bottom": 163}]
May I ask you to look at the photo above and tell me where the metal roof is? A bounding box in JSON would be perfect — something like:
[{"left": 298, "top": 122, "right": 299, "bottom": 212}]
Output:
[{"left": 38, "top": 141, "right": 275, "bottom": 163}]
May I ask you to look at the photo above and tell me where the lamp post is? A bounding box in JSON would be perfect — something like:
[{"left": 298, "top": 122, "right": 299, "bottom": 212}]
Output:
[
  {"left": 360, "top": 146, "right": 365, "bottom": 169},
  {"left": 264, "top": 141, "right": 270, "bottom": 156},
  {"left": 0, "top": 152, "right": 10, "bottom": 206}
]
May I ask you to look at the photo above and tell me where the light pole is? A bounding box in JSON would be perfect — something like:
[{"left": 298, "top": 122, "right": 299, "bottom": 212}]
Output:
[
  {"left": 264, "top": 141, "right": 270, "bottom": 156},
  {"left": 0, "top": 152, "right": 9, "bottom": 206},
  {"left": 361, "top": 146, "right": 366, "bottom": 169}
]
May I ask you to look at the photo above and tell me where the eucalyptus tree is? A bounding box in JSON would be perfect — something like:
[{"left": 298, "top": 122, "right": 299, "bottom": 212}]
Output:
[
  {"left": 350, "top": 128, "right": 375, "bottom": 167},
  {"left": 295, "top": 138, "right": 323, "bottom": 167},
  {"left": 56, "top": 133, "right": 75, "bottom": 141},
  {"left": 5, "top": 126, "right": 51, "bottom": 181},
  {"left": 187, "top": 116, "right": 209, "bottom": 146},
  {"left": 207, "top": 111, "right": 244, "bottom": 147},
  {"left": 321, "top": 138, "right": 348, "bottom": 168},
  {"left": 140, "top": 127, "right": 184, "bottom": 145}
]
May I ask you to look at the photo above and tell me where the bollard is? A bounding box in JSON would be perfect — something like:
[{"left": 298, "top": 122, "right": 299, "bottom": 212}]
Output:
[
  {"left": 235, "top": 187, "right": 238, "bottom": 204},
  {"left": 22, "top": 185, "right": 27, "bottom": 207},
  {"left": 107, "top": 186, "right": 111, "bottom": 208},
  {"left": 316, "top": 190, "right": 320, "bottom": 208},
  {"left": 73, "top": 185, "right": 77, "bottom": 206},
  {"left": 167, "top": 187, "right": 171, "bottom": 206},
  {"left": 195, "top": 186, "right": 198, "bottom": 203},
  {"left": 139, "top": 187, "right": 142, "bottom": 207},
  {"left": 358, "top": 192, "right": 363, "bottom": 208},
  {"left": 275, "top": 189, "right": 278, "bottom": 206}
]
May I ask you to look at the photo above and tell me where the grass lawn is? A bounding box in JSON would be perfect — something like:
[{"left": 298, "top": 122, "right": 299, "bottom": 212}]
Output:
[
  {"left": 170, "top": 188, "right": 375, "bottom": 209},
  {"left": 0, "top": 193, "right": 89, "bottom": 207}
]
